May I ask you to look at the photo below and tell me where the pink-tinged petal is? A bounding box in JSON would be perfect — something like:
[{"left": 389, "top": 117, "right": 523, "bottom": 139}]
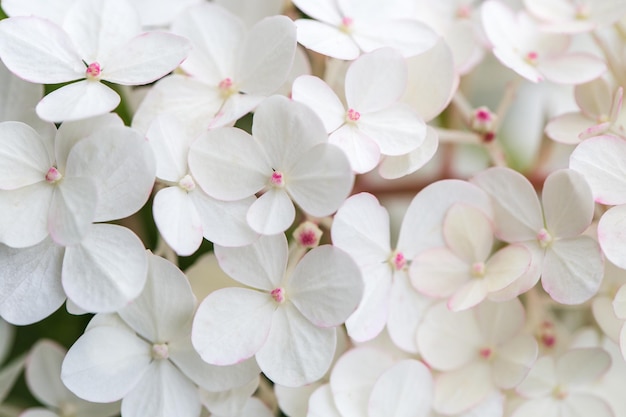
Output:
[
  {"left": 329, "top": 124, "right": 381, "bottom": 174},
  {"left": 0, "top": 239, "right": 64, "bottom": 325},
  {"left": 292, "top": 75, "right": 346, "bottom": 133},
  {"left": 63, "top": 0, "right": 140, "bottom": 63},
  {"left": 25, "top": 340, "right": 68, "bottom": 408},
  {"left": 575, "top": 77, "right": 612, "bottom": 117},
  {"left": 237, "top": 16, "right": 296, "bottom": 95},
  {"left": 214, "top": 234, "right": 287, "bottom": 290},
  {"left": 482, "top": 0, "right": 522, "bottom": 50},
  {"left": 579, "top": 121, "right": 612, "bottom": 140},
  {"left": 542, "top": 237, "right": 603, "bottom": 304},
  {"left": 36, "top": 81, "right": 120, "bottom": 123},
  {"left": 357, "top": 105, "right": 426, "bottom": 156},
  {"left": 65, "top": 126, "right": 156, "bottom": 222},
  {"left": 331, "top": 192, "right": 391, "bottom": 264},
  {"left": 101, "top": 32, "right": 190, "bottom": 85},
  {"left": 570, "top": 135, "right": 626, "bottom": 205},
  {"left": 345, "top": 263, "right": 392, "bottom": 342},
  {"left": 172, "top": 3, "right": 243, "bottom": 85},
  {"left": 411, "top": 248, "right": 470, "bottom": 298},
  {"left": 398, "top": 180, "right": 492, "bottom": 259},
  {"left": 433, "top": 362, "right": 493, "bottom": 415},
  {"left": 511, "top": 398, "right": 560, "bottom": 417},
  {"left": 48, "top": 177, "right": 98, "bottom": 246},
  {"left": 613, "top": 284, "right": 626, "bottom": 319},
  {"left": 557, "top": 348, "right": 611, "bottom": 386},
  {"left": 545, "top": 112, "right": 593, "bottom": 144},
  {"left": 387, "top": 272, "right": 432, "bottom": 353},
  {"left": 295, "top": 20, "right": 359, "bottom": 61},
  {"left": 256, "top": 303, "right": 336, "bottom": 387},
  {"left": 516, "top": 356, "right": 555, "bottom": 398},
  {"left": 403, "top": 38, "right": 455, "bottom": 121},
  {"left": 287, "top": 143, "right": 354, "bottom": 217},
  {"left": 542, "top": 169, "right": 594, "bottom": 238},
  {"left": 378, "top": 125, "right": 439, "bottom": 179},
  {"left": 0, "top": 184, "right": 54, "bottom": 248},
  {"left": 444, "top": 204, "right": 494, "bottom": 263},
  {"left": 352, "top": 19, "right": 439, "bottom": 59},
  {"left": 417, "top": 302, "right": 482, "bottom": 371},
  {"left": 471, "top": 167, "right": 543, "bottom": 242},
  {"left": 153, "top": 187, "right": 203, "bottom": 257},
  {"left": 292, "top": 0, "right": 342, "bottom": 24},
  {"left": 192, "top": 287, "right": 275, "bottom": 366},
  {"left": 63, "top": 224, "right": 148, "bottom": 313},
  {"left": 169, "top": 333, "right": 260, "bottom": 392},
  {"left": 307, "top": 384, "right": 343, "bottom": 417},
  {"left": 476, "top": 299, "right": 526, "bottom": 346},
  {"left": 189, "top": 127, "right": 269, "bottom": 201},
  {"left": 191, "top": 192, "right": 258, "bottom": 248},
  {"left": 2, "top": 0, "right": 75, "bottom": 24},
  {"left": 61, "top": 325, "right": 151, "bottom": 402},
  {"left": 487, "top": 241, "right": 543, "bottom": 301},
  {"left": 121, "top": 360, "right": 200, "bottom": 417},
  {"left": 539, "top": 54, "right": 606, "bottom": 85},
  {"left": 562, "top": 395, "right": 614, "bottom": 417},
  {"left": 448, "top": 281, "right": 488, "bottom": 312},
  {"left": 246, "top": 188, "right": 295, "bottom": 235},
  {"left": 493, "top": 47, "right": 544, "bottom": 83},
  {"left": 253, "top": 96, "right": 327, "bottom": 170},
  {"left": 330, "top": 347, "right": 395, "bottom": 417},
  {"left": 484, "top": 244, "right": 531, "bottom": 293},
  {"left": 0, "top": 121, "right": 51, "bottom": 190},
  {"left": 131, "top": 75, "right": 223, "bottom": 137},
  {"left": 369, "top": 360, "right": 433, "bottom": 417},
  {"left": 345, "top": 48, "right": 407, "bottom": 112},
  {"left": 493, "top": 334, "right": 538, "bottom": 389},
  {"left": 289, "top": 245, "right": 363, "bottom": 327},
  {"left": 119, "top": 253, "right": 195, "bottom": 343},
  {"left": 0, "top": 17, "right": 84, "bottom": 83}
]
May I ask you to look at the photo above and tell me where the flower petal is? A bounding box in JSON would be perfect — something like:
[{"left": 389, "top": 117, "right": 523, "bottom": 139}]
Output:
[
  {"left": 36, "top": 81, "right": 120, "bottom": 123},
  {"left": 246, "top": 188, "right": 295, "bottom": 235},
  {"left": 48, "top": 177, "right": 98, "bottom": 246},
  {"left": 378, "top": 125, "right": 439, "bottom": 179},
  {"left": 0, "top": 184, "right": 53, "bottom": 248},
  {"left": 542, "top": 169, "right": 594, "bottom": 238},
  {"left": 0, "top": 121, "right": 51, "bottom": 190},
  {"left": 291, "top": 75, "right": 346, "bottom": 133},
  {"left": 153, "top": 187, "right": 203, "bottom": 257},
  {"left": 294, "top": 20, "right": 359, "bottom": 61}
]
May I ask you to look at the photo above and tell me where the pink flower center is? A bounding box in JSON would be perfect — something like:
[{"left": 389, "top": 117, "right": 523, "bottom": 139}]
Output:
[
  {"left": 293, "top": 221, "right": 323, "bottom": 248},
  {"left": 270, "top": 171, "right": 285, "bottom": 187},
  {"left": 471, "top": 261, "right": 486, "bottom": 277},
  {"left": 479, "top": 347, "right": 492, "bottom": 359},
  {"left": 457, "top": 5, "right": 472, "bottom": 18},
  {"left": 575, "top": 4, "right": 590, "bottom": 19},
  {"left": 346, "top": 108, "right": 361, "bottom": 122},
  {"left": 219, "top": 77, "right": 233, "bottom": 90},
  {"left": 553, "top": 385, "right": 569, "bottom": 400},
  {"left": 340, "top": 16, "right": 354, "bottom": 33},
  {"left": 178, "top": 174, "right": 196, "bottom": 191},
  {"left": 271, "top": 287, "right": 285, "bottom": 303},
  {"left": 537, "top": 228, "right": 553, "bottom": 248},
  {"left": 151, "top": 343, "right": 169, "bottom": 360},
  {"left": 525, "top": 51, "right": 539, "bottom": 64},
  {"left": 392, "top": 251, "right": 406, "bottom": 270},
  {"left": 85, "top": 62, "right": 101, "bottom": 79},
  {"left": 539, "top": 321, "right": 556, "bottom": 348},
  {"left": 45, "top": 167, "right": 62, "bottom": 183}
]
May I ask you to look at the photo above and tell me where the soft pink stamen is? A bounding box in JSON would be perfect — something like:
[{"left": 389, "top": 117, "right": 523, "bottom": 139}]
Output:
[
  {"left": 479, "top": 347, "right": 492, "bottom": 359},
  {"left": 85, "top": 62, "right": 101, "bottom": 79},
  {"left": 178, "top": 174, "right": 196, "bottom": 191},
  {"left": 393, "top": 252, "right": 406, "bottom": 270},
  {"left": 347, "top": 108, "right": 361, "bottom": 122},
  {"left": 457, "top": 5, "right": 472, "bottom": 18},
  {"left": 526, "top": 51, "right": 539, "bottom": 64},
  {"left": 341, "top": 17, "right": 353, "bottom": 27},
  {"left": 45, "top": 167, "right": 62, "bottom": 183},
  {"left": 475, "top": 109, "right": 492, "bottom": 122},
  {"left": 540, "top": 321, "right": 556, "bottom": 348},
  {"left": 471, "top": 261, "right": 486, "bottom": 277},
  {"left": 271, "top": 288, "right": 285, "bottom": 303},
  {"left": 219, "top": 77, "right": 233, "bottom": 90},
  {"left": 293, "top": 221, "right": 323, "bottom": 248},
  {"left": 270, "top": 171, "right": 284, "bottom": 187},
  {"left": 151, "top": 343, "right": 169, "bottom": 360},
  {"left": 537, "top": 228, "right": 553, "bottom": 248},
  {"left": 300, "top": 231, "right": 317, "bottom": 247}
]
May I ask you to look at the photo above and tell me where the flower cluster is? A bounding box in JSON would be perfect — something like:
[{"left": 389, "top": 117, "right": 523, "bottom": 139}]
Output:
[{"left": 2, "top": 0, "right": 626, "bottom": 417}]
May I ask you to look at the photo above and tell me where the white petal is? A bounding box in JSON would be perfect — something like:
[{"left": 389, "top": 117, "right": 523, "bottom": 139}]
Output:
[
  {"left": 146, "top": 115, "right": 193, "bottom": 182},
  {"left": 287, "top": 143, "right": 354, "bottom": 217},
  {"left": 411, "top": 248, "right": 471, "bottom": 298},
  {"left": 542, "top": 237, "right": 603, "bottom": 304},
  {"left": 0, "top": 356, "right": 26, "bottom": 403},
  {"left": 200, "top": 377, "right": 259, "bottom": 416},
  {"left": 61, "top": 325, "right": 151, "bottom": 402},
  {"left": 444, "top": 204, "right": 494, "bottom": 263},
  {"left": 294, "top": 20, "right": 359, "bottom": 61},
  {"left": 561, "top": 394, "right": 614, "bottom": 417},
  {"left": 0, "top": 17, "right": 84, "bottom": 83},
  {"left": 448, "top": 281, "right": 488, "bottom": 312},
  {"left": 433, "top": 362, "right": 493, "bottom": 415},
  {"left": 569, "top": 135, "right": 626, "bottom": 205},
  {"left": 291, "top": 75, "right": 346, "bottom": 133},
  {"left": 368, "top": 360, "right": 433, "bottom": 417},
  {"left": 378, "top": 125, "right": 439, "bottom": 179},
  {"left": 65, "top": 125, "right": 156, "bottom": 222},
  {"left": 237, "top": 16, "right": 297, "bottom": 95},
  {"left": 246, "top": 188, "right": 296, "bottom": 235},
  {"left": 545, "top": 112, "right": 592, "bottom": 144},
  {"left": 102, "top": 32, "right": 190, "bottom": 85},
  {"left": 307, "top": 384, "right": 343, "bottom": 417},
  {"left": 214, "top": 233, "right": 287, "bottom": 290},
  {"left": 2, "top": 0, "right": 75, "bottom": 24},
  {"left": 119, "top": 253, "right": 195, "bottom": 343},
  {"left": 516, "top": 356, "right": 555, "bottom": 398},
  {"left": 329, "top": 124, "right": 381, "bottom": 174},
  {"left": 352, "top": 20, "right": 439, "bottom": 58},
  {"left": 484, "top": 244, "right": 531, "bottom": 293},
  {"left": 209, "top": 93, "right": 266, "bottom": 129},
  {"left": 0, "top": 239, "right": 65, "bottom": 325},
  {"left": 291, "top": 0, "right": 342, "bottom": 24},
  {"left": 256, "top": 303, "right": 335, "bottom": 387},
  {"left": 63, "top": 224, "right": 148, "bottom": 313},
  {"left": 0, "top": 184, "right": 53, "bottom": 249},
  {"left": 20, "top": 409, "right": 58, "bottom": 417},
  {"left": 153, "top": 187, "right": 203, "bottom": 257},
  {"left": 0, "top": 121, "right": 51, "bottom": 190},
  {"left": 476, "top": 299, "right": 526, "bottom": 346},
  {"left": 511, "top": 398, "right": 559, "bottom": 417},
  {"left": 493, "top": 334, "right": 538, "bottom": 389},
  {"left": 542, "top": 169, "right": 594, "bottom": 238},
  {"left": 417, "top": 302, "right": 482, "bottom": 371},
  {"left": 471, "top": 167, "right": 543, "bottom": 242},
  {"left": 357, "top": 105, "right": 426, "bottom": 156},
  {"left": 289, "top": 245, "right": 363, "bottom": 327},
  {"left": 48, "top": 177, "right": 98, "bottom": 246},
  {"left": 192, "top": 287, "right": 275, "bottom": 366},
  {"left": 188, "top": 127, "right": 269, "bottom": 201},
  {"left": 539, "top": 54, "right": 606, "bottom": 85},
  {"left": 36, "top": 81, "right": 120, "bottom": 123},
  {"left": 121, "top": 360, "right": 200, "bottom": 417},
  {"left": 557, "top": 348, "right": 611, "bottom": 386},
  {"left": 25, "top": 340, "right": 67, "bottom": 408},
  {"left": 0, "top": 61, "right": 47, "bottom": 132}
]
